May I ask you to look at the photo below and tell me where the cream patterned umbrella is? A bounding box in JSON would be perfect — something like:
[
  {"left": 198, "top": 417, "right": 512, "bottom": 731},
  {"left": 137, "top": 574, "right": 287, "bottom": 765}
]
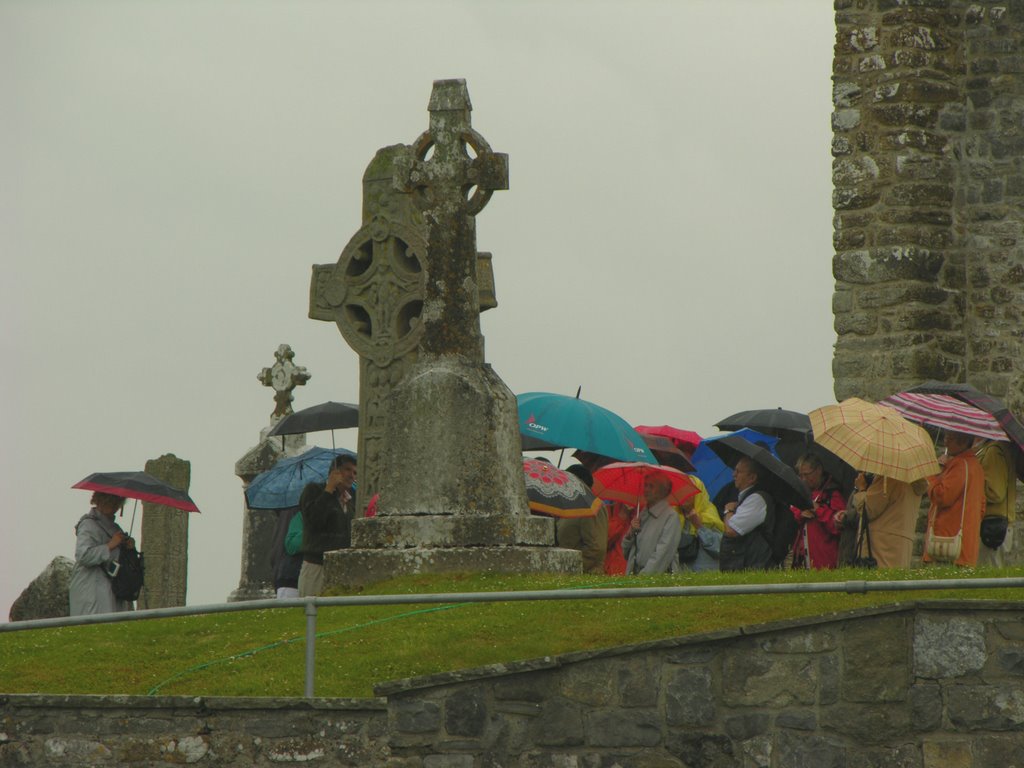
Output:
[{"left": 808, "top": 398, "right": 940, "bottom": 484}]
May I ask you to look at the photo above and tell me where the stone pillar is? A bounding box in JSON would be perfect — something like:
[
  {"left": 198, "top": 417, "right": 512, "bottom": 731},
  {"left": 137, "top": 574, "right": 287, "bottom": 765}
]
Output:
[
  {"left": 139, "top": 454, "right": 190, "bottom": 609},
  {"left": 831, "top": 3, "right": 1023, "bottom": 410},
  {"left": 228, "top": 345, "right": 308, "bottom": 602}
]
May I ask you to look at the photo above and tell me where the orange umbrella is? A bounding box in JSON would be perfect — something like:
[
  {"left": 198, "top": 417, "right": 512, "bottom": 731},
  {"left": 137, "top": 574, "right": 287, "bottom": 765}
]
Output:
[{"left": 808, "top": 398, "right": 940, "bottom": 483}]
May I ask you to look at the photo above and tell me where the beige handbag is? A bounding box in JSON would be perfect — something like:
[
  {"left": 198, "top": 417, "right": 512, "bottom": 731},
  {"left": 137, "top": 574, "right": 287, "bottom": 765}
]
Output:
[{"left": 926, "top": 462, "right": 967, "bottom": 563}]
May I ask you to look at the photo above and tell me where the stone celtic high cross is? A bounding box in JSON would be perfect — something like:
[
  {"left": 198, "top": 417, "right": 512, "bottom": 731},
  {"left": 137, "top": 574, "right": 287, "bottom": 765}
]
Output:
[{"left": 309, "top": 79, "right": 579, "bottom": 587}]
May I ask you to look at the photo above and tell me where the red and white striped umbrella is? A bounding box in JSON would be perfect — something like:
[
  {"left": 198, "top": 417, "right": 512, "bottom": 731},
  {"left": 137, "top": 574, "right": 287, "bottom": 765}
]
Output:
[{"left": 879, "top": 392, "right": 1009, "bottom": 442}]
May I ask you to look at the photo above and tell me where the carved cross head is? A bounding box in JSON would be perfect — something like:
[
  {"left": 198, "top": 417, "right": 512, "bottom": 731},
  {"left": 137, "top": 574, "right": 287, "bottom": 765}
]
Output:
[
  {"left": 394, "top": 79, "right": 509, "bottom": 216},
  {"left": 258, "top": 344, "right": 311, "bottom": 417}
]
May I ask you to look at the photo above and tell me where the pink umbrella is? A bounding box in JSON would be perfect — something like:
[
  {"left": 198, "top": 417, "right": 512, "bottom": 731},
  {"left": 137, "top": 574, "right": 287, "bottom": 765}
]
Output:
[
  {"left": 634, "top": 425, "right": 702, "bottom": 457},
  {"left": 879, "top": 392, "right": 1009, "bottom": 442}
]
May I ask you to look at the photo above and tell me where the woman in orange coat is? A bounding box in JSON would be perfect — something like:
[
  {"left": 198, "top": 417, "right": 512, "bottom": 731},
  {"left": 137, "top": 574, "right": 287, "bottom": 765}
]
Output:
[{"left": 925, "top": 431, "right": 986, "bottom": 567}]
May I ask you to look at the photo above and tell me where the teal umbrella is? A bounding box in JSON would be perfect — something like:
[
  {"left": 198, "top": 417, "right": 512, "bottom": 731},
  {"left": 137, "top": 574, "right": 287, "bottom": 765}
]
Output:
[{"left": 516, "top": 392, "right": 657, "bottom": 465}]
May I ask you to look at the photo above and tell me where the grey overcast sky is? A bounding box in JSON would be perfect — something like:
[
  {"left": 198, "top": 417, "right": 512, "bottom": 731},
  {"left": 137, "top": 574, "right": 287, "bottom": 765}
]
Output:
[{"left": 1, "top": 0, "right": 837, "bottom": 614}]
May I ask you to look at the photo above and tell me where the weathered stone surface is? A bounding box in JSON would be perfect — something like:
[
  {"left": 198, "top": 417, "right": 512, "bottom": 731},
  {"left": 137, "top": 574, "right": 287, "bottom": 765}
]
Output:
[
  {"left": 664, "top": 733, "right": 735, "bottom": 767},
  {"left": 393, "top": 698, "right": 442, "bottom": 733},
  {"left": 444, "top": 689, "right": 487, "bottom": 738},
  {"left": 972, "top": 735, "right": 1024, "bottom": 766},
  {"left": 723, "top": 712, "right": 770, "bottom": 740},
  {"left": 555, "top": 661, "right": 617, "bottom": 708},
  {"left": 847, "top": 744, "right": 923, "bottom": 768},
  {"left": 914, "top": 615, "right": 987, "bottom": 678},
  {"left": 829, "top": 702, "right": 914, "bottom": 743},
  {"left": 351, "top": 513, "right": 555, "bottom": 548},
  {"left": 994, "top": 649, "right": 1024, "bottom": 676},
  {"left": 492, "top": 675, "right": 552, "bottom": 704},
  {"left": 530, "top": 700, "right": 584, "bottom": 747},
  {"left": 8, "top": 556, "right": 72, "bottom": 621},
  {"left": 376, "top": 359, "right": 526, "bottom": 518},
  {"left": 326, "top": 546, "right": 582, "bottom": 591},
  {"left": 910, "top": 682, "right": 943, "bottom": 732},
  {"left": 855, "top": 283, "right": 953, "bottom": 308},
  {"left": 141, "top": 453, "right": 190, "bottom": 609},
  {"left": 773, "top": 730, "right": 845, "bottom": 768},
  {"left": 993, "top": 620, "right": 1024, "bottom": 642},
  {"left": 586, "top": 709, "right": 661, "bottom": 748},
  {"left": 842, "top": 615, "right": 911, "bottom": 702},
  {"left": 775, "top": 709, "right": 817, "bottom": 731},
  {"left": 720, "top": 652, "right": 816, "bottom": 707},
  {"left": 664, "top": 667, "right": 715, "bottom": 727},
  {"left": 425, "top": 754, "right": 474, "bottom": 768},
  {"left": 833, "top": 248, "right": 945, "bottom": 284},
  {"left": 616, "top": 656, "right": 661, "bottom": 709},
  {"left": 946, "top": 685, "right": 1024, "bottom": 730},
  {"left": 922, "top": 739, "right": 972, "bottom": 768}
]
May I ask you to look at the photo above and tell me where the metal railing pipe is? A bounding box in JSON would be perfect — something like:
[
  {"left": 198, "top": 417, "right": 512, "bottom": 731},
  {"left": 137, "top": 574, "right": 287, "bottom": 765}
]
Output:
[{"left": 4, "top": 577, "right": 1024, "bottom": 634}]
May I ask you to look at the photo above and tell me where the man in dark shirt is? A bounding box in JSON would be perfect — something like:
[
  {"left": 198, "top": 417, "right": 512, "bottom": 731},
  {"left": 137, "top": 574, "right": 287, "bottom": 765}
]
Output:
[{"left": 298, "top": 454, "right": 357, "bottom": 597}]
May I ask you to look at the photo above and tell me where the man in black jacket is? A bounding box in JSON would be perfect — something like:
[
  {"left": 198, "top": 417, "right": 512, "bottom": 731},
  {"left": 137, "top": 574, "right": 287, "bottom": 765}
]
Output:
[{"left": 298, "top": 454, "right": 357, "bottom": 597}]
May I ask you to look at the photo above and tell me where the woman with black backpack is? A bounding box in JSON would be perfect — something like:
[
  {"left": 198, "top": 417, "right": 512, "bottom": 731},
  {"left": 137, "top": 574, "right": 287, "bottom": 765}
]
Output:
[{"left": 68, "top": 492, "right": 137, "bottom": 615}]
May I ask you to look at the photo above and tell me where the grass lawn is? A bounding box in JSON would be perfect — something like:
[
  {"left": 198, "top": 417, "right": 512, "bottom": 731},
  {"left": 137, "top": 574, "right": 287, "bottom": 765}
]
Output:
[{"left": 2, "top": 566, "right": 1023, "bottom": 699}]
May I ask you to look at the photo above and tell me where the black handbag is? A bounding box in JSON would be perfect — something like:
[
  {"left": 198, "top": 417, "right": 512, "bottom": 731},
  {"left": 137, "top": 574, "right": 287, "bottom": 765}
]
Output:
[
  {"left": 678, "top": 532, "right": 700, "bottom": 564},
  {"left": 980, "top": 515, "right": 1009, "bottom": 550}
]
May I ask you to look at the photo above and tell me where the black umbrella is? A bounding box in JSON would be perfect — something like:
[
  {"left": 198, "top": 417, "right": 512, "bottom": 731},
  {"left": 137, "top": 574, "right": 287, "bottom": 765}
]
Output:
[
  {"left": 72, "top": 471, "right": 200, "bottom": 512},
  {"left": 267, "top": 401, "right": 359, "bottom": 448},
  {"left": 714, "top": 407, "right": 812, "bottom": 436},
  {"left": 714, "top": 407, "right": 856, "bottom": 495},
  {"left": 704, "top": 435, "right": 812, "bottom": 510},
  {"left": 715, "top": 408, "right": 812, "bottom": 470}
]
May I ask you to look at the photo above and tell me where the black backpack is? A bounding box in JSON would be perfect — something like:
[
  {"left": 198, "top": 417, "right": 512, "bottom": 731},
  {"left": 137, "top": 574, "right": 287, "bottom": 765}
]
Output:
[{"left": 111, "top": 545, "right": 145, "bottom": 601}]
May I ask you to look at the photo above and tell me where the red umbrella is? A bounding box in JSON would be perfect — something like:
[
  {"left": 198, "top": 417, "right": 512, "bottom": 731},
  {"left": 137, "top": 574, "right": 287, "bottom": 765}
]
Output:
[
  {"left": 634, "top": 425, "right": 702, "bottom": 457},
  {"left": 522, "top": 459, "right": 601, "bottom": 519},
  {"left": 592, "top": 462, "right": 700, "bottom": 509}
]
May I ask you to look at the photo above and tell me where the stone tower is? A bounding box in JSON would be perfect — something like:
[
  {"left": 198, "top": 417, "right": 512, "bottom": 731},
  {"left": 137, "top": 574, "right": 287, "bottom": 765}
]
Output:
[{"left": 831, "top": 2, "right": 1023, "bottom": 416}]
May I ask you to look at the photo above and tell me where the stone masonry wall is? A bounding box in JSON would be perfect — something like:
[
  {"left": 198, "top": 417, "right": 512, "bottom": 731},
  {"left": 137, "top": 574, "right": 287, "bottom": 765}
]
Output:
[
  {"left": 832, "top": 1, "right": 1024, "bottom": 412},
  {"left": 4, "top": 602, "right": 1024, "bottom": 766}
]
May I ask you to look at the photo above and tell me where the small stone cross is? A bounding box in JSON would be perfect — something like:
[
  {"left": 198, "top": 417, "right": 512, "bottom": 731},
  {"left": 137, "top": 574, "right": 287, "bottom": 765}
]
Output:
[{"left": 258, "top": 344, "right": 311, "bottom": 418}]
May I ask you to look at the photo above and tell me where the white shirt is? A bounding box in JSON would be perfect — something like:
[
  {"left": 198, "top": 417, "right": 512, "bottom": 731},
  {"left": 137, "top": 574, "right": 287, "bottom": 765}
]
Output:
[{"left": 729, "top": 487, "right": 767, "bottom": 535}]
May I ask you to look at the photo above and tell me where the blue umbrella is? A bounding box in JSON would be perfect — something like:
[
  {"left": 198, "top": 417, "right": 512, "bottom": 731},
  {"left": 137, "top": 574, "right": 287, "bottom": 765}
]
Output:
[
  {"left": 516, "top": 392, "right": 657, "bottom": 464},
  {"left": 690, "top": 429, "right": 780, "bottom": 502},
  {"left": 245, "top": 447, "right": 356, "bottom": 510}
]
